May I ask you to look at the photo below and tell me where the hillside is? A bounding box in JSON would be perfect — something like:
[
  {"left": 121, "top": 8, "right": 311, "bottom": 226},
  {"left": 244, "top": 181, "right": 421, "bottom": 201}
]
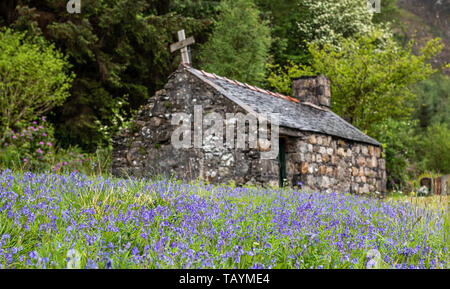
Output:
[{"left": 397, "top": 0, "right": 450, "bottom": 74}]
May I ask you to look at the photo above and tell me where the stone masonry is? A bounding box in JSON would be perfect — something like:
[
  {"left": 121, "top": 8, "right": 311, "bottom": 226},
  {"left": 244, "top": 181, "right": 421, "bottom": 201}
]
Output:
[{"left": 283, "top": 131, "right": 386, "bottom": 193}]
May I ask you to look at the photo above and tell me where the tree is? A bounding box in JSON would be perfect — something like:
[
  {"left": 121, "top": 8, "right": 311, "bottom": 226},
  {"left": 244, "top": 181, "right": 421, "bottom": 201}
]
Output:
[
  {"left": 254, "top": 0, "right": 399, "bottom": 66},
  {"left": 170, "top": 0, "right": 220, "bottom": 20},
  {"left": 294, "top": 0, "right": 390, "bottom": 51},
  {"left": 255, "top": 0, "right": 305, "bottom": 65},
  {"left": 418, "top": 123, "right": 450, "bottom": 174},
  {"left": 0, "top": 28, "right": 73, "bottom": 133},
  {"left": 411, "top": 72, "right": 450, "bottom": 129},
  {"left": 2, "top": 0, "right": 212, "bottom": 151},
  {"left": 374, "top": 119, "right": 420, "bottom": 190},
  {"left": 199, "top": 0, "right": 271, "bottom": 85},
  {"left": 267, "top": 30, "right": 444, "bottom": 138}
]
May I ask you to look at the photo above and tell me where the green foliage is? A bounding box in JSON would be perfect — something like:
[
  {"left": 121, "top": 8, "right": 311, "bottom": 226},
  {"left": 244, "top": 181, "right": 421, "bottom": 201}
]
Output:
[
  {"left": 0, "top": 117, "right": 111, "bottom": 175},
  {"left": 0, "top": 117, "right": 55, "bottom": 171},
  {"left": 411, "top": 72, "right": 450, "bottom": 129},
  {"left": 310, "top": 33, "right": 441, "bottom": 136},
  {"left": 266, "top": 61, "right": 315, "bottom": 95},
  {"left": 294, "top": 0, "right": 390, "bottom": 50},
  {"left": 372, "top": 0, "right": 401, "bottom": 25},
  {"left": 5, "top": 0, "right": 211, "bottom": 151},
  {"left": 418, "top": 123, "right": 450, "bottom": 174},
  {"left": 199, "top": 0, "right": 271, "bottom": 85},
  {"left": 52, "top": 145, "right": 112, "bottom": 176},
  {"left": 170, "top": 0, "right": 220, "bottom": 19},
  {"left": 0, "top": 28, "right": 73, "bottom": 131},
  {"left": 255, "top": 0, "right": 306, "bottom": 65},
  {"left": 268, "top": 31, "right": 443, "bottom": 137},
  {"left": 257, "top": 0, "right": 397, "bottom": 66},
  {"left": 0, "top": 0, "right": 446, "bottom": 188},
  {"left": 372, "top": 117, "right": 450, "bottom": 189},
  {"left": 375, "top": 119, "right": 420, "bottom": 190}
]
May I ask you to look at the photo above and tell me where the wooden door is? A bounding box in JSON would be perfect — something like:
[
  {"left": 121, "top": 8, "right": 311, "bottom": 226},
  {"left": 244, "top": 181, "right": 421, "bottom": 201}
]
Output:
[{"left": 434, "top": 177, "right": 442, "bottom": 195}]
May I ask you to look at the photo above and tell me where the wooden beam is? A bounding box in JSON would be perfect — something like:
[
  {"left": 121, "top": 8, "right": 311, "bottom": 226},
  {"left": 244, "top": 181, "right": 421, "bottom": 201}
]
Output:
[{"left": 170, "top": 36, "right": 195, "bottom": 53}]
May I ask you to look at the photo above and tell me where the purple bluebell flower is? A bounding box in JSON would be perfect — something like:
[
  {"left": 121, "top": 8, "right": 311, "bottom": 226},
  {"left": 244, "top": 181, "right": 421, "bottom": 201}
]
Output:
[{"left": 29, "top": 251, "right": 38, "bottom": 259}]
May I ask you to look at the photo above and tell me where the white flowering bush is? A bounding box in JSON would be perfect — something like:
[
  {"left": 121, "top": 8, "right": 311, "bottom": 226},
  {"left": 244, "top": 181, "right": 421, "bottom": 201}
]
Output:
[{"left": 296, "top": 0, "right": 391, "bottom": 48}]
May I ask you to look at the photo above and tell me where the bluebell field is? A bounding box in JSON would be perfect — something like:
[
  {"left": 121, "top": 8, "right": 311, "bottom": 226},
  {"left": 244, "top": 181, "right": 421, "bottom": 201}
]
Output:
[{"left": 0, "top": 170, "right": 448, "bottom": 269}]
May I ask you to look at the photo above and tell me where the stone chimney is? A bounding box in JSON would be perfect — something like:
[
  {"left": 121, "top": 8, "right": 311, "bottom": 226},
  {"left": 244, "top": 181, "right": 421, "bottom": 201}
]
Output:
[{"left": 292, "top": 76, "right": 331, "bottom": 110}]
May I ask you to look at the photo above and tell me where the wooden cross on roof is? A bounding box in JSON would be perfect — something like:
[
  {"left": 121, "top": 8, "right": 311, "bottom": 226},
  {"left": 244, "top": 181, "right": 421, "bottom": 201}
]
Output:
[{"left": 170, "top": 30, "right": 195, "bottom": 66}]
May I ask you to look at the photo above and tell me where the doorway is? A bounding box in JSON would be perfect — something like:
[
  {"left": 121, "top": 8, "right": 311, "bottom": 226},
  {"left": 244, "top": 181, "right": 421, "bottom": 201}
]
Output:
[{"left": 278, "top": 138, "right": 287, "bottom": 187}]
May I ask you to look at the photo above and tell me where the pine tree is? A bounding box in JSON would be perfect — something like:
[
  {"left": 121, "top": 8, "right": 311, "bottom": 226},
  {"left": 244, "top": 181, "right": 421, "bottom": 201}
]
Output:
[{"left": 199, "top": 0, "right": 271, "bottom": 85}]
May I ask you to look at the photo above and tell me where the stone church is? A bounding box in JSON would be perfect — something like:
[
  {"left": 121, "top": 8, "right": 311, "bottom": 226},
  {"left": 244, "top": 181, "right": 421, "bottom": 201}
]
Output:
[{"left": 112, "top": 63, "right": 386, "bottom": 194}]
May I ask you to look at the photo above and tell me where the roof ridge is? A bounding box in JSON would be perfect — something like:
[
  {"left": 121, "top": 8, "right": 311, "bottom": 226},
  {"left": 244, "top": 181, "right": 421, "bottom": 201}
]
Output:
[
  {"left": 183, "top": 64, "right": 297, "bottom": 104},
  {"left": 302, "top": 101, "right": 328, "bottom": 111}
]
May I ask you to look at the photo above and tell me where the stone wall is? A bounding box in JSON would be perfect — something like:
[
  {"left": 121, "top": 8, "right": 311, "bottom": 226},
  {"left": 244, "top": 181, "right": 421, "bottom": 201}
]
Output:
[{"left": 284, "top": 131, "right": 386, "bottom": 194}]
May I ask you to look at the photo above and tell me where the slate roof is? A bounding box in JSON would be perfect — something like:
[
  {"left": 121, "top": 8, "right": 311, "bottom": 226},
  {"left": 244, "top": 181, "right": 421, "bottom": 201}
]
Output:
[{"left": 183, "top": 65, "right": 381, "bottom": 146}]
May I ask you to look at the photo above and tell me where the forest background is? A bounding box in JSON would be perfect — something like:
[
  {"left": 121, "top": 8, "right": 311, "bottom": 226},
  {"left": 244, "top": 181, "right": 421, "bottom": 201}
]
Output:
[{"left": 0, "top": 0, "right": 448, "bottom": 191}]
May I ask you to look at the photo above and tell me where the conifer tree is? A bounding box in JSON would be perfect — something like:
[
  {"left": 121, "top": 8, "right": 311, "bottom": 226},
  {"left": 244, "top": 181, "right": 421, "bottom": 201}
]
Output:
[{"left": 199, "top": 0, "right": 271, "bottom": 85}]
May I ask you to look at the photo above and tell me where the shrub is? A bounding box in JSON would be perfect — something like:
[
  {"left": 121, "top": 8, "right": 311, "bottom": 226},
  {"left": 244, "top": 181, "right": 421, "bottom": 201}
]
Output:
[
  {"left": 0, "top": 28, "right": 74, "bottom": 132},
  {"left": 0, "top": 117, "right": 112, "bottom": 175},
  {"left": 374, "top": 119, "right": 420, "bottom": 191},
  {"left": 0, "top": 117, "right": 55, "bottom": 171},
  {"left": 52, "top": 145, "right": 112, "bottom": 176}
]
